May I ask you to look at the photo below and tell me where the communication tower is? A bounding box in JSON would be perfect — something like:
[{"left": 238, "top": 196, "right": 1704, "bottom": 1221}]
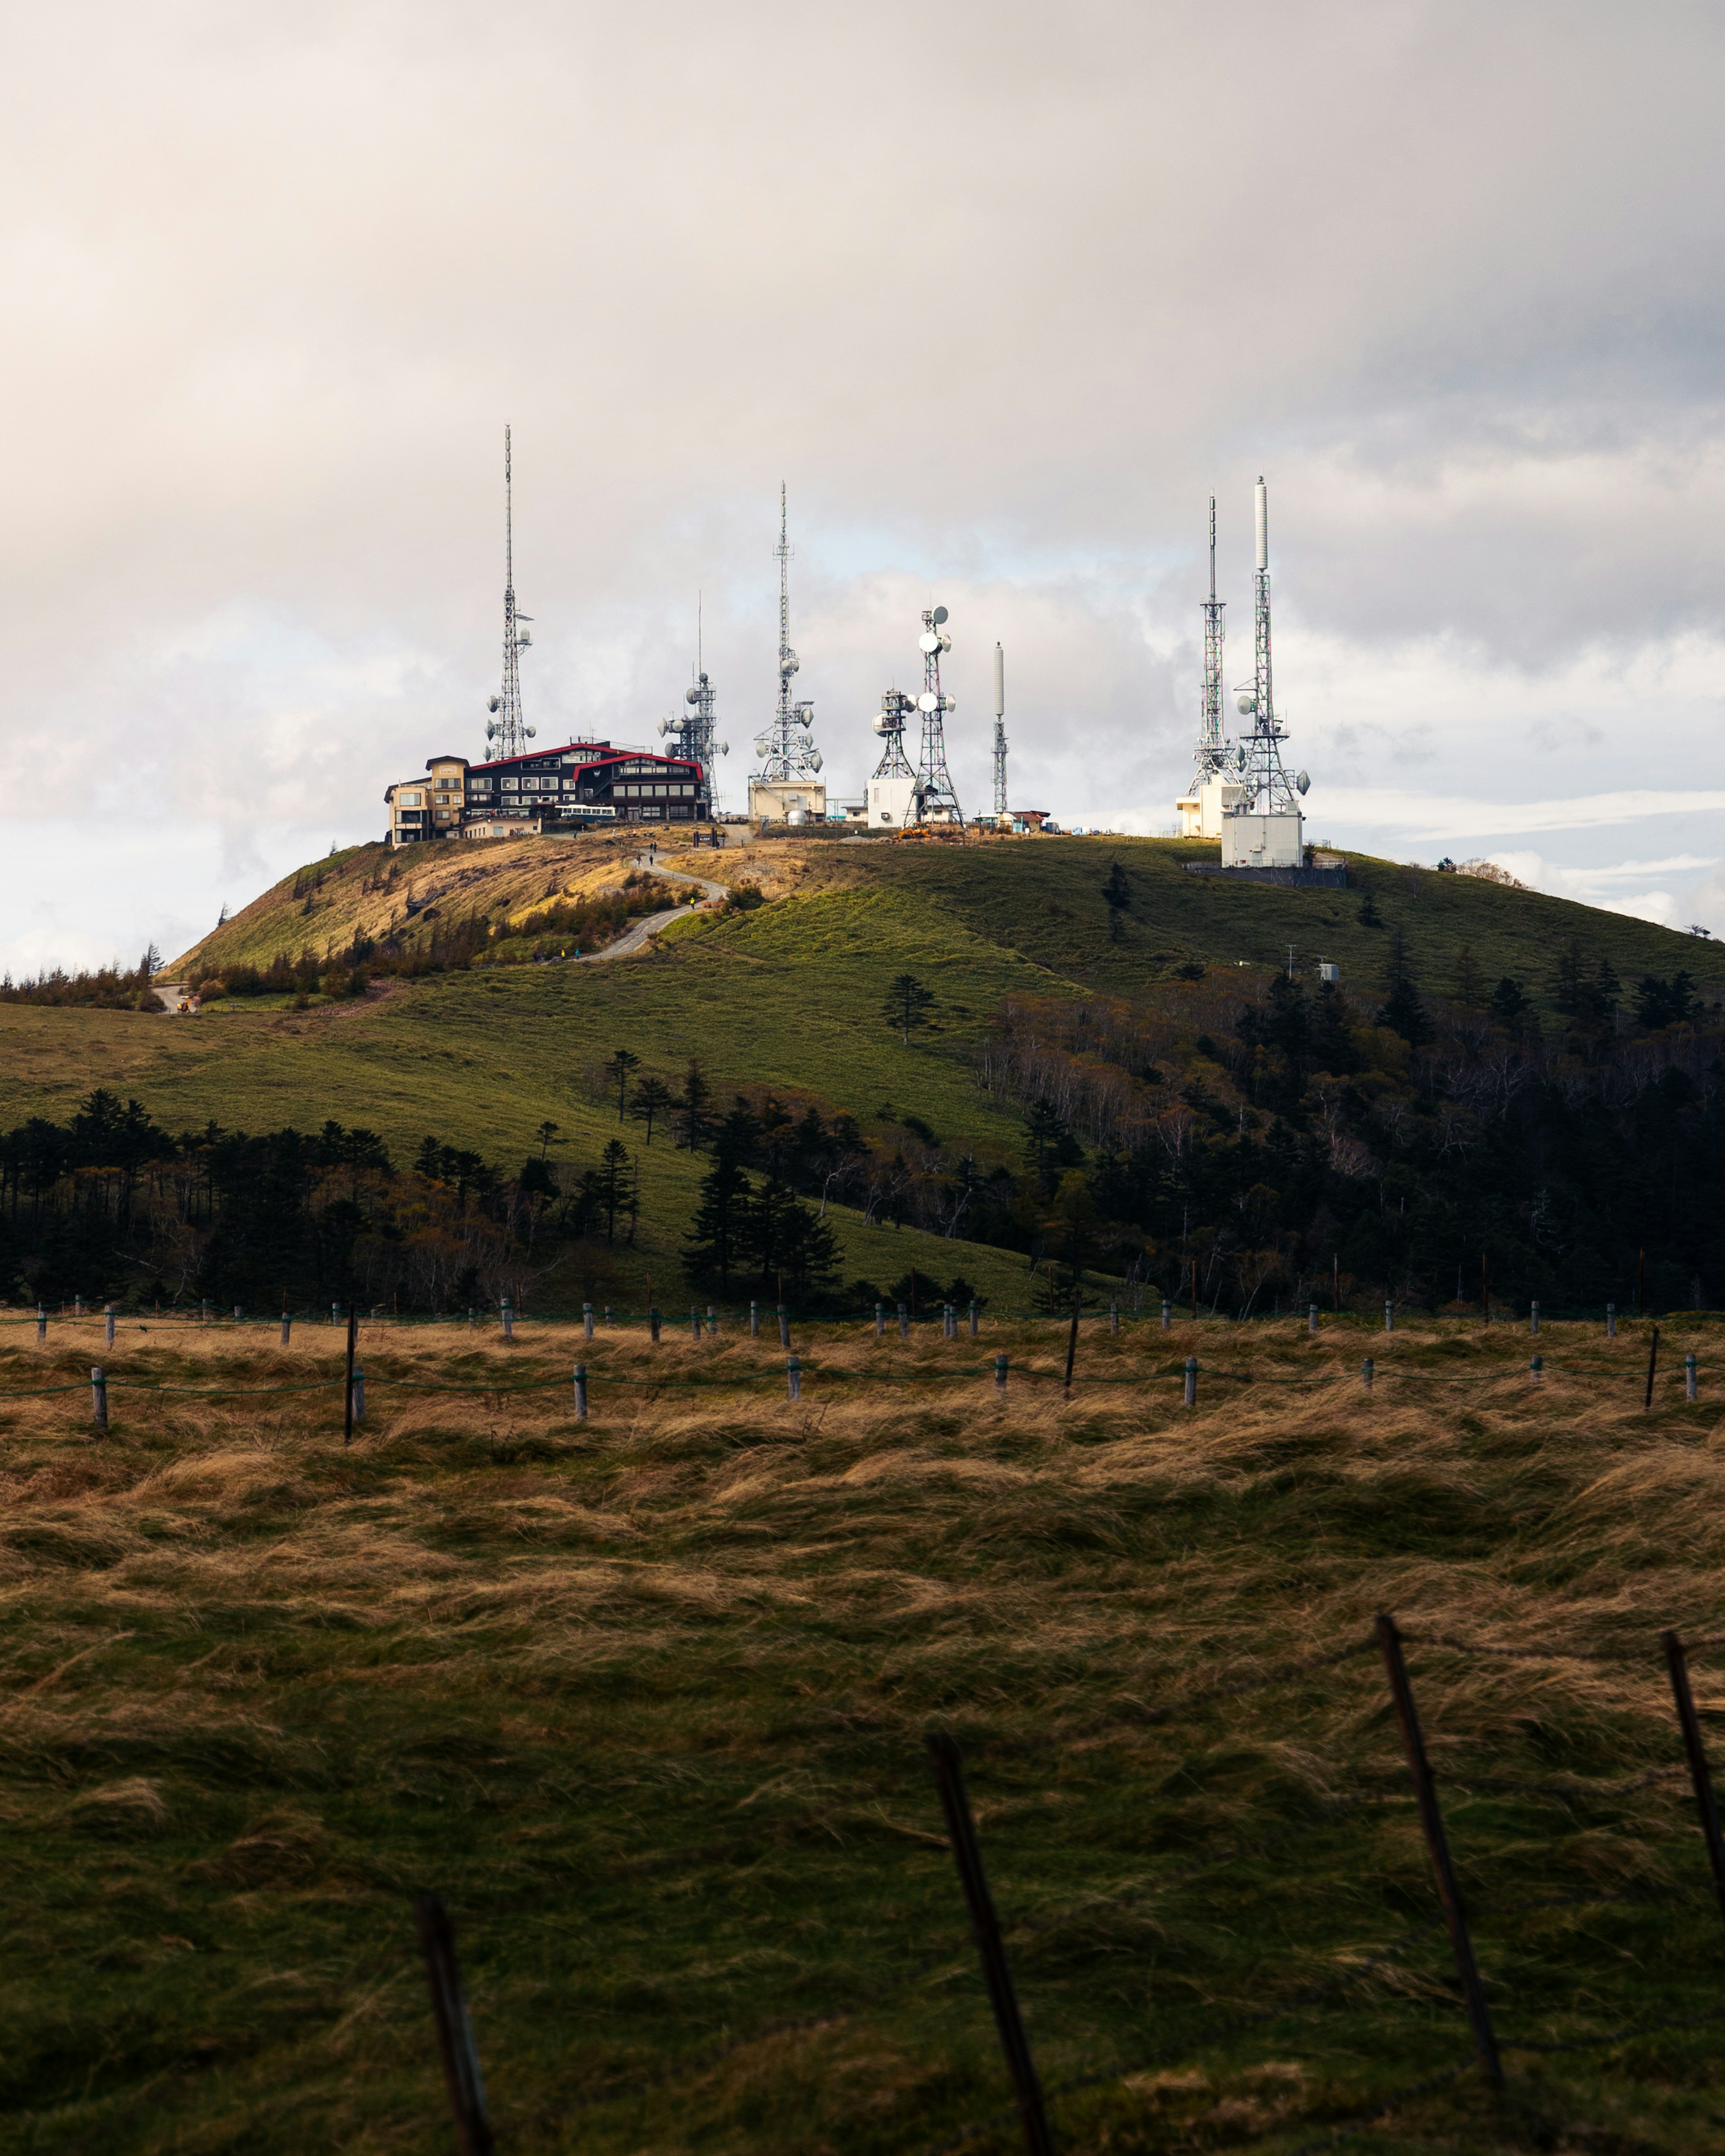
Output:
[
  {"left": 1222, "top": 477, "right": 1309, "bottom": 868},
  {"left": 748, "top": 485, "right": 824, "bottom": 816},
  {"left": 992, "top": 642, "right": 1008, "bottom": 818},
  {"left": 659, "top": 596, "right": 730, "bottom": 810},
  {"left": 913, "top": 605, "right": 962, "bottom": 823},
  {"left": 484, "top": 425, "right": 536, "bottom": 761},
  {"left": 1198, "top": 498, "right": 1227, "bottom": 784}
]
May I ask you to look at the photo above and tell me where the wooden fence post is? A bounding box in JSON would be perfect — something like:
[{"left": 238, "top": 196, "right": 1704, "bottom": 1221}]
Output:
[
  {"left": 1375, "top": 1613, "right": 1503, "bottom": 2085},
  {"left": 1662, "top": 1629, "right": 1725, "bottom": 1927},
  {"left": 413, "top": 1894, "right": 495, "bottom": 2156}
]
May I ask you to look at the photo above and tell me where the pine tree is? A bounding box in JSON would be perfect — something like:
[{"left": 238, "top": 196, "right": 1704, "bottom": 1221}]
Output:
[
  {"left": 604, "top": 1048, "right": 641, "bottom": 1123},
  {"left": 1101, "top": 860, "right": 1132, "bottom": 943},
  {"left": 1376, "top": 975, "right": 1432, "bottom": 1049},
  {"left": 674, "top": 1058, "right": 716, "bottom": 1151},
  {"left": 882, "top": 973, "right": 937, "bottom": 1045},
  {"left": 682, "top": 1154, "right": 750, "bottom": 1288},
  {"left": 629, "top": 1076, "right": 674, "bottom": 1144},
  {"left": 1489, "top": 976, "right": 1528, "bottom": 1025},
  {"left": 597, "top": 1138, "right": 633, "bottom": 1243},
  {"left": 1451, "top": 946, "right": 1483, "bottom": 1009}
]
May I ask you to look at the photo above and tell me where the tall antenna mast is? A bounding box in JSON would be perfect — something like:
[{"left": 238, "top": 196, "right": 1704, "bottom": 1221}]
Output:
[
  {"left": 1232, "top": 476, "right": 1298, "bottom": 817},
  {"left": 912, "top": 606, "right": 962, "bottom": 824},
  {"left": 659, "top": 589, "right": 728, "bottom": 808},
  {"left": 748, "top": 483, "right": 823, "bottom": 790},
  {"left": 1192, "top": 495, "right": 1228, "bottom": 788},
  {"left": 992, "top": 642, "right": 1008, "bottom": 817},
  {"left": 484, "top": 424, "right": 533, "bottom": 760}
]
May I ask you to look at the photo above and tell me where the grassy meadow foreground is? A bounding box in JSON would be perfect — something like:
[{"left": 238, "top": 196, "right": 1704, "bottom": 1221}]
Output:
[{"left": 3, "top": 1310, "right": 1725, "bottom": 2152}]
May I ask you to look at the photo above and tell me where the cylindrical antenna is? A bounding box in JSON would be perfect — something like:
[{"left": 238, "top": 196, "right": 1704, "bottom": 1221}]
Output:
[
  {"left": 504, "top": 425, "right": 513, "bottom": 591},
  {"left": 1209, "top": 495, "right": 1216, "bottom": 602},
  {"left": 993, "top": 642, "right": 1005, "bottom": 719},
  {"left": 1255, "top": 475, "right": 1268, "bottom": 574}
]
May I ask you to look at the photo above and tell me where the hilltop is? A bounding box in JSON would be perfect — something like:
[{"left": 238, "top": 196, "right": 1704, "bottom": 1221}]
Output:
[{"left": 5, "top": 828, "right": 1725, "bottom": 1319}]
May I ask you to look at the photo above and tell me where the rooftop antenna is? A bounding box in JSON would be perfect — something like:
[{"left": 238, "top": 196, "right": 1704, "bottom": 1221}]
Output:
[
  {"left": 1231, "top": 476, "right": 1300, "bottom": 819},
  {"left": 911, "top": 606, "right": 962, "bottom": 825},
  {"left": 992, "top": 642, "right": 1008, "bottom": 818},
  {"left": 484, "top": 425, "right": 534, "bottom": 761},
  {"left": 749, "top": 483, "right": 823, "bottom": 790}
]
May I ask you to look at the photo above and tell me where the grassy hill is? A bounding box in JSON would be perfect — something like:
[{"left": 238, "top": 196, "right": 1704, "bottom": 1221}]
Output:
[
  {"left": 4, "top": 1311, "right": 1725, "bottom": 2152},
  {"left": 5, "top": 829, "right": 1722, "bottom": 1315}
]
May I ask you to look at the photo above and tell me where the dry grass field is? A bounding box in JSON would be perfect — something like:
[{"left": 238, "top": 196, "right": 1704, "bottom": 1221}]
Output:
[{"left": 3, "top": 1310, "right": 1725, "bottom": 2154}]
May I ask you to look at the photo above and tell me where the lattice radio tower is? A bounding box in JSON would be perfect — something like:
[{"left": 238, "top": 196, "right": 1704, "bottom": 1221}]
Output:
[
  {"left": 659, "top": 595, "right": 728, "bottom": 808},
  {"left": 913, "top": 605, "right": 962, "bottom": 823},
  {"left": 1232, "top": 477, "right": 1300, "bottom": 815},
  {"left": 484, "top": 425, "right": 535, "bottom": 761},
  {"left": 992, "top": 642, "right": 1008, "bottom": 817},
  {"left": 1191, "top": 496, "right": 1229, "bottom": 789},
  {"left": 750, "top": 484, "right": 823, "bottom": 786}
]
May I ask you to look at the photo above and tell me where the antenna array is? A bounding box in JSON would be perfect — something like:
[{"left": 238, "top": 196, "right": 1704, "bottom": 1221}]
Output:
[
  {"left": 1231, "top": 477, "right": 1299, "bottom": 818},
  {"left": 484, "top": 426, "right": 535, "bottom": 761},
  {"left": 912, "top": 607, "right": 962, "bottom": 823},
  {"left": 992, "top": 642, "right": 1008, "bottom": 818},
  {"left": 750, "top": 485, "right": 823, "bottom": 787},
  {"left": 659, "top": 596, "right": 729, "bottom": 811}
]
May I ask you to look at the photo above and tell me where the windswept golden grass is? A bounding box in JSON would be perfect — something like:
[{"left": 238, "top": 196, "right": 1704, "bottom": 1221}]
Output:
[{"left": 2, "top": 1312, "right": 1725, "bottom": 2152}]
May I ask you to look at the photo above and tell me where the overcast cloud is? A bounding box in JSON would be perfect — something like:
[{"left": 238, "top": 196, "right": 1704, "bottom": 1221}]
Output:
[{"left": 3, "top": 0, "right": 1723, "bottom": 972}]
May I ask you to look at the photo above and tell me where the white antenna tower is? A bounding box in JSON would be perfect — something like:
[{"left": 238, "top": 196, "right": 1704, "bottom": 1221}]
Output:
[
  {"left": 484, "top": 425, "right": 535, "bottom": 760},
  {"left": 1231, "top": 477, "right": 1300, "bottom": 816},
  {"left": 992, "top": 642, "right": 1008, "bottom": 817},
  {"left": 912, "top": 605, "right": 962, "bottom": 823},
  {"left": 659, "top": 592, "right": 729, "bottom": 810},
  {"left": 750, "top": 484, "right": 823, "bottom": 786},
  {"left": 1191, "top": 496, "right": 1229, "bottom": 790}
]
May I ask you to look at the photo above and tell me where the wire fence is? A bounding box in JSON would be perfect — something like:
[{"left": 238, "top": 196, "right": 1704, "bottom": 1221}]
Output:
[{"left": 402, "top": 1617, "right": 1725, "bottom": 2155}]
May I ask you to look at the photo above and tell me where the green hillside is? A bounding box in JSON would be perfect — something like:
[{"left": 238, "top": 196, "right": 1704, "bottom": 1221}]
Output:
[{"left": 4, "top": 829, "right": 1721, "bottom": 1317}]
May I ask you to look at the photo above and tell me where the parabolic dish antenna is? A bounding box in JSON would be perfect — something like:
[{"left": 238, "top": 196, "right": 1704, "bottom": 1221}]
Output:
[
  {"left": 917, "top": 692, "right": 939, "bottom": 713},
  {"left": 919, "top": 632, "right": 940, "bottom": 654},
  {"left": 931, "top": 605, "right": 948, "bottom": 625},
  {"left": 1296, "top": 770, "right": 1310, "bottom": 795}
]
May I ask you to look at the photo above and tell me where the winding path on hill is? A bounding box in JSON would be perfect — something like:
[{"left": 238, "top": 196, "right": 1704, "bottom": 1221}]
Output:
[{"left": 573, "top": 858, "right": 729, "bottom": 963}]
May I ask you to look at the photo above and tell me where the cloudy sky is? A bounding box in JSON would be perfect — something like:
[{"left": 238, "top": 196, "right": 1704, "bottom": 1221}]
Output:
[{"left": 4, "top": 0, "right": 1724, "bottom": 974}]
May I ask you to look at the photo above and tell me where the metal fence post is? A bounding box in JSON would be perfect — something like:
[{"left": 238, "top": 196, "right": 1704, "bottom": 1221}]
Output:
[
  {"left": 1375, "top": 1613, "right": 1503, "bottom": 2085},
  {"left": 501, "top": 1302, "right": 514, "bottom": 1341},
  {"left": 1607, "top": 1301, "right": 1616, "bottom": 1338},
  {"left": 413, "top": 1894, "right": 495, "bottom": 2156},
  {"left": 1687, "top": 1352, "right": 1699, "bottom": 1402},
  {"left": 1663, "top": 1629, "right": 1725, "bottom": 1927},
  {"left": 1183, "top": 1356, "right": 1198, "bottom": 1407},
  {"left": 75, "top": 1294, "right": 84, "bottom": 1319},
  {"left": 995, "top": 1353, "right": 1008, "bottom": 1393},
  {"left": 925, "top": 1734, "right": 1055, "bottom": 2156},
  {"left": 1362, "top": 1355, "right": 1374, "bottom": 1390},
  {"left": 584, "top": 1302, "right": 594, "bottom": 1341},
  {"left": 351, "top": 1365, "right": 366, "bottom": 1423},
  {"left": 91, "top": 1365, "right": 108, "bottom": 1429},
  {"left": 787, "top": 1355, "right": 801, "bottom": 1402},
  {"left": 574, "top": 1364, "right": 588, "bottom": 1421}
]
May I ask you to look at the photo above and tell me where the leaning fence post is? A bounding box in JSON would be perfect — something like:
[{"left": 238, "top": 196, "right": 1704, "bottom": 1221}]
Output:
[
  {"left": 280, "top": 1310, "right": 292, "bottom": 1347},
  {"left": 91, "top": 1365, "right": 108, "bottom": 1429},
  {"left": 1183, "top": 1356, "right": 1198, "bottom": 1408},
  {"left": 1687, "top": 1352, "right": 1698, "bottom": 1402},
  {"left": 1362, "top": 1355, "right": 1374, "bottom": 1390},
  {"left": 787, "top": 1355, "right": 801, "bottom": 1402},
  {"left": 1662, "top": 1629, "right": 1725, "bottom": 1927},
  {"left": 1606, "top": 1301, "right": 1617, "bottom": 1339},
  {"left": 573, "top": 1364, "right": 588, "bottom": 1422},
  {"left": 413, "top": 1893, "right": 495, "bottom": 2156},
  {"left": 995, "top": 1353, "right": 1008, "bottom": 1393},
  {"left": 35, "top": 1306, "right": 46, "bottom": 1344},
  {"left": 104, "top": 1303, "right": 116, "bottom": 1347},
  {"left": 925, "top": 1734, "right": 1055, "bottom": 2156},
  {"left": 1646, "top": 1323, "right": 1661, "bottom": 1410},
  {"left": 583, "top": 1301, "right": 594, "bottom": 1341},
  {"left": 1375, "top": 1613, "right": 1503, "bottom": 2085}
]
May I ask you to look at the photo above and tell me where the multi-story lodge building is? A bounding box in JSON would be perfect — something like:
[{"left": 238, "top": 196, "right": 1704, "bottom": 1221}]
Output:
[{"left": 385, "top": 739, "right": 711, "bottom": 847}]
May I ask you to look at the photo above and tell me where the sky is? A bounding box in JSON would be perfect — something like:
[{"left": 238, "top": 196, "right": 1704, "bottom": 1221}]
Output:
[{"left": 4, "top": 0, "right": 1724, "bottom": 975}]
